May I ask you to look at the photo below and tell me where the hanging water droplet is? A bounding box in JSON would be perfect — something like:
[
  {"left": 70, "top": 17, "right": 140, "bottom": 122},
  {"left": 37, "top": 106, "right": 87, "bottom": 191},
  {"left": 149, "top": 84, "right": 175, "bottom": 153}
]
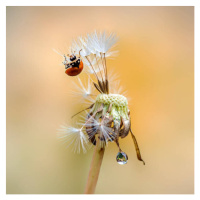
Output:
[{"left": 116, "top": 152, "right": 128, "bottom": 165}]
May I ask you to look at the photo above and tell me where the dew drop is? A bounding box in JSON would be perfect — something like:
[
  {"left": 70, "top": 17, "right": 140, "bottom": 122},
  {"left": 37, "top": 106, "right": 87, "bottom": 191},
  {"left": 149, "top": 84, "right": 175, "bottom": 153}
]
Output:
[{"left": 116, "top": 152, "right": 128, "bottom": 165}]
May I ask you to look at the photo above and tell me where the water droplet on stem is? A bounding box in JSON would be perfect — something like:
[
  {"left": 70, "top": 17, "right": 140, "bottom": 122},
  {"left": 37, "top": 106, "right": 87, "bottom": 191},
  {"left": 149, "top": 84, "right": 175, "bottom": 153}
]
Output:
[{"left": 116, "top": 152, "right": 128, "bottom": 165}]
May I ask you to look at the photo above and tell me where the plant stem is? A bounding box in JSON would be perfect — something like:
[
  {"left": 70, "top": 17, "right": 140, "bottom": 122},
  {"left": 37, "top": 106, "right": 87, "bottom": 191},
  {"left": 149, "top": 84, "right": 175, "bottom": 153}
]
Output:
[{"left": 84, "top": 139, "right": 105, "bottom": 194}]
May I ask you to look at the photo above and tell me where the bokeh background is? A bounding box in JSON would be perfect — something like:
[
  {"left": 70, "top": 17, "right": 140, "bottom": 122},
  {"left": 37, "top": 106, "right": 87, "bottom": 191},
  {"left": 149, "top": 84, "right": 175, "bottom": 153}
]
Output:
[{"left": 6, "top": 6, "right": 194, "bottom": 194}]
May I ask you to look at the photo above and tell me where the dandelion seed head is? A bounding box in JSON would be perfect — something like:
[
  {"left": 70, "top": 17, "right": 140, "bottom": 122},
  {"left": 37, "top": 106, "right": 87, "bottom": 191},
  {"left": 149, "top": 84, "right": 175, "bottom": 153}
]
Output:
[{"left": 56, "top": 30, "right": 145, "bottom": 165}]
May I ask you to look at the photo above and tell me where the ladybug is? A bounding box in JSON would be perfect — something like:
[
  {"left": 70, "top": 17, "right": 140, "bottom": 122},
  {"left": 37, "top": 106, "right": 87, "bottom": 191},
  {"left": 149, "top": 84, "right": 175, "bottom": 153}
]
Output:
[{"left": 63, "top": 50, "right": 83, "bottom": 76}]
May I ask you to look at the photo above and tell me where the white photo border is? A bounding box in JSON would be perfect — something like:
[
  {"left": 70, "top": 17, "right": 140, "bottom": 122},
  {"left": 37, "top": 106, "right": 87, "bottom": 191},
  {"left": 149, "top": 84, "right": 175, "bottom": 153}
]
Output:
[{"left": 0, "top": 1, "right": 198, "bottom": 200}]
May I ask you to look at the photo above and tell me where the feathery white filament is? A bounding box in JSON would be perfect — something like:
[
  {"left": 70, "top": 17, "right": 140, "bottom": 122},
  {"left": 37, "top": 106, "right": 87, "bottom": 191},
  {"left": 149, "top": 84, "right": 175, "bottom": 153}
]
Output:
[
  {"left": 71, "top": 37, "right": 91, "bottom": 57},
  {"left": 58, "top": 125, "right": 90, "bottom": 154},
  {"left": 70, "top": 30, "right": 118, "bottom": 57},
  {"left": 91, "top": 31, "right": 118, "bottom": 54},
  {"left": 69, "top": 77, "right": 96, "bottom": 105},
  {"left": 85, "top": 116, "right": 115, "bottom": 147},
  {"left": 82, "top": 56, "right": 103, "bottom": 75}
]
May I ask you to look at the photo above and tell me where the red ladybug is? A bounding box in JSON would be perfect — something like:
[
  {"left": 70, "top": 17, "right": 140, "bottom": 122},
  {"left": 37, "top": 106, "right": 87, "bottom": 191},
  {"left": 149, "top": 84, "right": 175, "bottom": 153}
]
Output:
[{"left": 63, "top": 53, "right": 83, "bottom": 76}]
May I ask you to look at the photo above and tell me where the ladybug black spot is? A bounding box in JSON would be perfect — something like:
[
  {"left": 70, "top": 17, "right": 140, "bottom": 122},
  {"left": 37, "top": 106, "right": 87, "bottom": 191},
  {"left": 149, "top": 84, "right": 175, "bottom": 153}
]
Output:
[
  {"left": 71, "top": 59, "right": 80, "bottom": 68},
  {"left": 70, "top": 55, "right": 76, "bottom": 61}
]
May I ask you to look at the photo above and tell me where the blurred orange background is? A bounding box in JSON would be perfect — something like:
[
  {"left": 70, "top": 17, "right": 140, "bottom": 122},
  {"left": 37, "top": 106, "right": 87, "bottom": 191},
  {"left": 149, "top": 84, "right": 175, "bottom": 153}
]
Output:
[{"left": 6, "top": 6, "right": 194, "bottom": 194}]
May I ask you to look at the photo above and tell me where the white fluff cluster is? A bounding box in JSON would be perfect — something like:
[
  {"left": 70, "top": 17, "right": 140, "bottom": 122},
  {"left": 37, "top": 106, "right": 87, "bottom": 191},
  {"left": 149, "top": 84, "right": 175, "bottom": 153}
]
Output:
[
  {"left": 85, "top": 116, "right": 115, "bottom": 148},
  {"left": 71, "top": 31, "right": 118, "bottom": 57},
  {"left": 58, "top": 125, "right": 91, "bottom": 154},
  {"left": 69, "top": 77, "right": 96, "bottom": 106}
]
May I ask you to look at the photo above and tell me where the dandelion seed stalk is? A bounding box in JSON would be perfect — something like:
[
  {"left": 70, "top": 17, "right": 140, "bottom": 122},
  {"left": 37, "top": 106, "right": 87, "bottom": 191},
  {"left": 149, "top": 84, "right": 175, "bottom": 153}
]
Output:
[
  {"left": 84, "top": 138, "right": 105, "bottom": 194},
  {"left": 56, "top": 30, "right": 145, "bottom": 194}
]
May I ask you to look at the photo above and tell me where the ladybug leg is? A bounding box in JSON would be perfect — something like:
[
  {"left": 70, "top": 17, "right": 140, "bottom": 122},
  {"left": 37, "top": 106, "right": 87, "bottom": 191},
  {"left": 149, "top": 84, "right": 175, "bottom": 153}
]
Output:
[
  {"left": 64, "top": 54, "right": 68, "bottom": 63},
  {"left": 63, "top": 54, "right": 69, "bottom": 67},
  {"left": 78, "top": 49, "right": 82, "bottom": 57},
  {"left": 65, "top": 64, "right": 69, "bottom": 69}
]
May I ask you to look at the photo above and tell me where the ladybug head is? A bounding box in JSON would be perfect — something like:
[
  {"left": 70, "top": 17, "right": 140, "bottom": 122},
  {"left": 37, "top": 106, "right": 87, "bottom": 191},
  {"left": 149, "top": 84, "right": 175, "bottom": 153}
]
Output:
[{"left": 69, "top": 54, "right": 76, "bottom": 61}]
